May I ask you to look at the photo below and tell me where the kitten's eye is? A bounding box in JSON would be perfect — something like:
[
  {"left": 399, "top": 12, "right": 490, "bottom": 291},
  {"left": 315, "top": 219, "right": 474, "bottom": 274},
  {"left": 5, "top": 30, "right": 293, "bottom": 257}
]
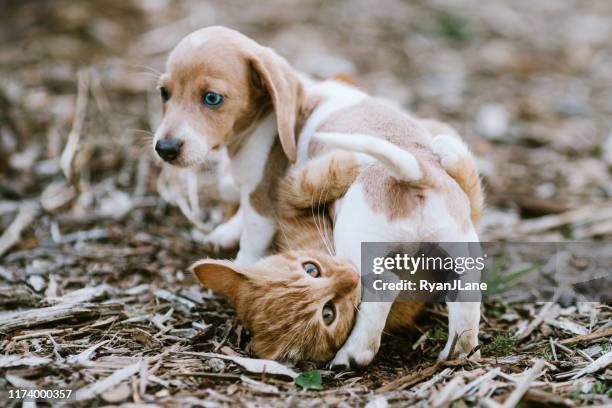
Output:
[
  {"left": 322, "top": 301, "right": 336, "bottom": 325},
  {"left": 160, "top": 86, "right": 170, "bottom": 102},
  {"left": 203, "top": 91, "right": 223, "bottom": 107},
  {"left": 303, "top": 262, "right": 320, "bottom": 278}
]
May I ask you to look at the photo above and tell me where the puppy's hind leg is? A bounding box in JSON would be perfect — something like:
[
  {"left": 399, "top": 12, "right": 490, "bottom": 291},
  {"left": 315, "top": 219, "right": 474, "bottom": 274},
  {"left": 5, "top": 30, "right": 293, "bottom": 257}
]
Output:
[{"left": 435, "top": 227, "right": 482, "bottom": 361}]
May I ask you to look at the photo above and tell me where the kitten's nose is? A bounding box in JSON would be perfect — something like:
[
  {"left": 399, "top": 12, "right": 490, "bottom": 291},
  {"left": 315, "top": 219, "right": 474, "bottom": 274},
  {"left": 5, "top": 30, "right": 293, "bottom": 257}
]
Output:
[
  {"left": 341, "top": 268, "right": 360, "bottom": 290},
  {"left": 155, "top": 138, "right": 183, "bottom": 162},
  {"left": 348, "top": 269, "right": 360, "bottom": 288}
]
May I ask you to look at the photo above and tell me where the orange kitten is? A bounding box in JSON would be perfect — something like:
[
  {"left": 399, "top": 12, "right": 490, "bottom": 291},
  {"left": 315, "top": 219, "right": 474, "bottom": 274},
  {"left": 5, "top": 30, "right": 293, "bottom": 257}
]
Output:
[{"left": 191, "top": 251, "right": 360, "bottom": 363}]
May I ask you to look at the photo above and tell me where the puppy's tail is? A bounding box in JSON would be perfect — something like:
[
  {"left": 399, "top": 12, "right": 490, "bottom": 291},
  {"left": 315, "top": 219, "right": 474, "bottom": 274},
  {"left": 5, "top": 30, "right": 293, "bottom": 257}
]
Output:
[{"left": 314, "top": 132, "right": 427, "bottom": 184}]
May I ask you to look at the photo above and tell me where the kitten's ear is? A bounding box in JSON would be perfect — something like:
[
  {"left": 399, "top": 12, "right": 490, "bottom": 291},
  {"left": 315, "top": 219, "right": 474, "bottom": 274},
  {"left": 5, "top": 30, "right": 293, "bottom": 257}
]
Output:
[{"left": 190, "top": 259, "right": 248, "bottom": 304}]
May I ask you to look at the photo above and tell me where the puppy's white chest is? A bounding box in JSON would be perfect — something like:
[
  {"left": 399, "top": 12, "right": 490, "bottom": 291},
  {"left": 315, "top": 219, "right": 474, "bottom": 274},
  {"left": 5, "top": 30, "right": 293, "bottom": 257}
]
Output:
[{"left": 230, "top": 115, "right": 277, "bottom": 190}]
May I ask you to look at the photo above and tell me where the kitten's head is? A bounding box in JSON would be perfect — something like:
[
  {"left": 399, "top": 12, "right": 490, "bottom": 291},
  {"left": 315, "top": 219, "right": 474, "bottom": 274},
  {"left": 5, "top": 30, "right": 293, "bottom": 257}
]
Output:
[{"left": 190, "top": 250, "right": 360, "bottom": 363}]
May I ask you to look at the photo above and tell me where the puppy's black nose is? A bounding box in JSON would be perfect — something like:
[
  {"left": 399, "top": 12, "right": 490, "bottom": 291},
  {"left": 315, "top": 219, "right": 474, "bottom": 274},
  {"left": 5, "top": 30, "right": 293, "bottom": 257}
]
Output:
[{"left": 155, "top": 139, "right": 183, "bottom": 162}]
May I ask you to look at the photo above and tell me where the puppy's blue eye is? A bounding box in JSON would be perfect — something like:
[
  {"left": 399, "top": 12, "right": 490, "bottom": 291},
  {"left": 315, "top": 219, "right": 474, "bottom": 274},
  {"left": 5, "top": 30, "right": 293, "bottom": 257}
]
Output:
[
  {"left": 303, "top": 262, "right": 320, "bottom": 278},
  {"left": 203, "top": 91, "right": 223, "bottom": 107}
]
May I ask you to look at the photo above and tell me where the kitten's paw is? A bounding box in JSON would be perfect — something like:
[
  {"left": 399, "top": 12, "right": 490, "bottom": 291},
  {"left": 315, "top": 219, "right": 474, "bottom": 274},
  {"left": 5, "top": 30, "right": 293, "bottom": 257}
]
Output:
[
  {"left": 329, "top": 336, "right": 379, "bottom": 370},
  {"left": 431, "top": 134, "right": 469, "bottom": 169}
]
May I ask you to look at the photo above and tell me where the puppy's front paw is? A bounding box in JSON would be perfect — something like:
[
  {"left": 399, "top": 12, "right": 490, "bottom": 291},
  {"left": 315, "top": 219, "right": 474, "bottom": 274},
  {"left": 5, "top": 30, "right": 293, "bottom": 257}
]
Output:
[
  {"left": 431, "top": 134, "right": 469, "bottom": 169},
  {"left": 329, "top": 334, "right": 380, "bottom": 370},
  {"left": 202, "top": 223, "right": 240, "bottom": 252}
]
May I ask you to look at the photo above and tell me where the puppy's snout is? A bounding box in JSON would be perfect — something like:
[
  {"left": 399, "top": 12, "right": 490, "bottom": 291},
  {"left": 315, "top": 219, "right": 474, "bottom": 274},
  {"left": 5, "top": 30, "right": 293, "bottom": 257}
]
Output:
[{"left": 155, "top": 138, "right": 183, "bottom": 162}]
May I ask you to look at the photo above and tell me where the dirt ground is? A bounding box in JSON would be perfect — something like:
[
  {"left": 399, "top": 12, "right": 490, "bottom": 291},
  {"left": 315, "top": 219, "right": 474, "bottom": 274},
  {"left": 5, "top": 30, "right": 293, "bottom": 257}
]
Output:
[{"left": 1, "top": 0, "right": 611, "bottom": 406}]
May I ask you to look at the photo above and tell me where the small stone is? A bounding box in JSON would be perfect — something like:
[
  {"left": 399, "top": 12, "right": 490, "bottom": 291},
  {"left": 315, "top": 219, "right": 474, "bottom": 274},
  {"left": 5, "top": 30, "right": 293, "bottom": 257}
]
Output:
[
  {"left": 97, "top": 190, "right": 133, "bottom": 219},
  {"left": 476, "top": 103, "right": 509, "bottom": 140},
  {"left": 365, "top": 396, "right": 389, "bottom": 408},
  {"left": 535, "top": 182, "right": 556, "bottom": 199},
  {"left": 579, "top": 379, "right": 593, "bottom": 394},
  {"left": 27, "top": 275, "right": 46, "bottom": 292},
  {"left": 205, "top": 358, "right": 226, "bottom": 372},
  {"left": 101, "top": 383, "right": 131, "bottom": 403}
]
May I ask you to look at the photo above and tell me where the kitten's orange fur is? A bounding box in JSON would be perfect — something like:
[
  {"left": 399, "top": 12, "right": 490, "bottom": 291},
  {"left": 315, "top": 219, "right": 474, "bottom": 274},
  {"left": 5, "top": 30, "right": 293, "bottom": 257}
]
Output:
[
  {"left": 192, "top": 251, "right": 360, "bottom": 363},
  {"left": 192, "top": 121, "right": 483, "bottom": 364}
]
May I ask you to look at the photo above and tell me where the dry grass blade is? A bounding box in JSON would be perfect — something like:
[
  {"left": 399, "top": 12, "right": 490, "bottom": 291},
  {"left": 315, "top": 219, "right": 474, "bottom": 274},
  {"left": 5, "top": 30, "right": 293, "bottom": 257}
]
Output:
[
  {"left": 516, "top": 301, "right": 558, "bottom": 342},
  {"left": 60, "top": 68, "right": 90, "bottom": 189},
  {"left": 501, "top": 360, "right": 546, "bottom": 408},
  {"left": 557, "top": 327, "right": 612, "bottom": 345},
  {"left": 75, "top": 360, "right": 144, "bottom": 401},
  {"left": 570, "top": 350, "right": 612, "bottom": 379},
  {"left": 0, "top": 302, "right": 122, "bottom": 332},
  {"left": 0, "top": 202, "right": 38, "bottom": 258},
  {"left": 175, "top": 351, "right": 299, "bottom": 379},
  {"left": 523, "top": 388, "right": 576, "bottom": 407},
  {"left": 377, "top": 361, "right": 443, "bottom": 393},
  {"left": 430, "top": 376, "right": 464, "bottom": 407},
  {"left": 0, "top": 356, "right": 51, "bottom": 368}
]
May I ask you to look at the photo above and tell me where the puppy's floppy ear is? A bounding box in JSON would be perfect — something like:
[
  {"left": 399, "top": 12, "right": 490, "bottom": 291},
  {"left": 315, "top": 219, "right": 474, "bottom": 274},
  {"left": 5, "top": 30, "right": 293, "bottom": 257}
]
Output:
[
  {"left": 190, "top": 259, "right": 248, "bottom": 305},
  {"left": 249, "top": 49, "right": 302, "bottom": 163}
]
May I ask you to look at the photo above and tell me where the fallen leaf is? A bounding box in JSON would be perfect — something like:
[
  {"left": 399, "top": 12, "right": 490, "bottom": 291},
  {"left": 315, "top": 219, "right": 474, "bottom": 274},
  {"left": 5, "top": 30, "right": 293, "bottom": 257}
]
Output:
[{"left": 295, "top": 370, "right": 322, "bottom": 390}]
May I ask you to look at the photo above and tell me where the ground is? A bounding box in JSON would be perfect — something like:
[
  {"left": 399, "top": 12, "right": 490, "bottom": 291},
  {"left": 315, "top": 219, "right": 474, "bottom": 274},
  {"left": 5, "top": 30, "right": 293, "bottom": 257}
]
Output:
[{"left": 0, "top": 0, "right": 611, "bottom": 406}]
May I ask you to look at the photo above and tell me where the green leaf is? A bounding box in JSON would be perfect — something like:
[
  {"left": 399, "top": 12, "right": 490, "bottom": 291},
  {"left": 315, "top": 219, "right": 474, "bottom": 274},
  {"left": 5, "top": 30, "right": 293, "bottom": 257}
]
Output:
[{"left": 294, "top": 370, "right": 322, "bottom": 390}]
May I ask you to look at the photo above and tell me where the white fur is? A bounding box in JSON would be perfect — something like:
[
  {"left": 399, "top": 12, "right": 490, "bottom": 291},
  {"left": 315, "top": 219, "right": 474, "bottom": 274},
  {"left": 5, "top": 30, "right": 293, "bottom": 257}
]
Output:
[
  {"left": 206, "top": 209, "right": 244, "bottom": 250},
  {"left": 217, "top": 149, "right": 240, "bottom": 203},
  {"left": 314, "top": 132, "right": 423, "bottom": 182},
  {"left": 188, "top": 31, "right": 209, "bottom": 48},
  {"left": 431, "top": 133, "right": 471, "bottom": 169},
  {"left": 229, "top": 115, "right": 278, "bottom": 264},
  {"left": 235, "top": 194, "right": 277, "bottom": 266},
  {"left": 230, "top": 116, "right": 277, "bottom": 187},
  {"left": 295, "top": 80, "right": 367, "bottom": 165}
]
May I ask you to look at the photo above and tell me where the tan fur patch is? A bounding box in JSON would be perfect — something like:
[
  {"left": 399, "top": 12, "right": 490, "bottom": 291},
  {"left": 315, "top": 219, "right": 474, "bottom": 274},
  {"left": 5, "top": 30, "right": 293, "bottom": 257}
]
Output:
[
  {"left": 249, "top": 139, "right": 290, "bottom": 216},
  {"left": 276, "top": 151, "right": 360, "bottom": 219}
]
